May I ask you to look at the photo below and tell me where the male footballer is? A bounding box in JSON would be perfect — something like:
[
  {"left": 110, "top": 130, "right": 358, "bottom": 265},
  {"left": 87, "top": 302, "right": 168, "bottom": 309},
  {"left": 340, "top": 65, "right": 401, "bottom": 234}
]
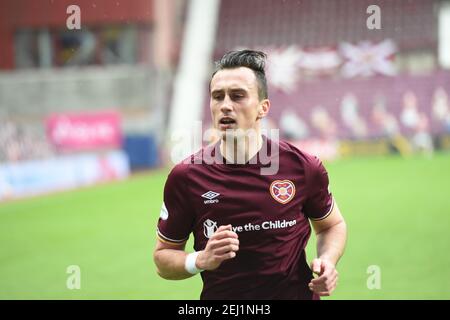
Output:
[{"left": 153, "top": 50, "right": 347, "bottom": 299}]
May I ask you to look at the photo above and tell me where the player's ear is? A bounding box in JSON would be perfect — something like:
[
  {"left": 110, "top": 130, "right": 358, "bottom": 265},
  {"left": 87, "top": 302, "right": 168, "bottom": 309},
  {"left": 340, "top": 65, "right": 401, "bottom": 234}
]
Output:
[{"left": 257, "top": 99, "right": 270, "bottom": 120}]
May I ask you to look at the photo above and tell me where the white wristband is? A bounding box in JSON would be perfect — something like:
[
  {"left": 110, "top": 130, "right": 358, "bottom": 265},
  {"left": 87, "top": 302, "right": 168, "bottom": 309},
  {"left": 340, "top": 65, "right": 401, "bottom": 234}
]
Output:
[{"left": 185, "top": 251, "right": 204, "bottom": 275}]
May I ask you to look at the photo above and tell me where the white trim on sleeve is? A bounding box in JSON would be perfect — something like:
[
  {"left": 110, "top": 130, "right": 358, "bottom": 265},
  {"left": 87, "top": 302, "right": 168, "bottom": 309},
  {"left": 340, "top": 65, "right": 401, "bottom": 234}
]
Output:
[
  {"left": 156, "top": 228, "right": 189, "bottom": 244},
  {"left": 309, "top": 197, "right": 335, "bottom": 221}
]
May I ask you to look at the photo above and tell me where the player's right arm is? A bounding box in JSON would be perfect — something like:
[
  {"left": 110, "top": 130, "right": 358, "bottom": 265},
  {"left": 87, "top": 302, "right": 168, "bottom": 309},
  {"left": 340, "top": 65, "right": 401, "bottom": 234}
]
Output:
[
  {"left": 153, "top": 239, "right": 191, "bottom": 280},
  {"left": 153, "top": 225, "right": 239, "bottom": 280},
  {"left": 154, "top": 164, "right": 239, "bottom": 280}
]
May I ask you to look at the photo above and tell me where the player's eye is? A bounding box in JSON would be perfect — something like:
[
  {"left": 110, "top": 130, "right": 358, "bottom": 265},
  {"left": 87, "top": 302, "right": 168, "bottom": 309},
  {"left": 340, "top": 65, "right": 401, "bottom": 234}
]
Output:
[{"left": 232, "top": 94, "right": 244, "bottom": 100}]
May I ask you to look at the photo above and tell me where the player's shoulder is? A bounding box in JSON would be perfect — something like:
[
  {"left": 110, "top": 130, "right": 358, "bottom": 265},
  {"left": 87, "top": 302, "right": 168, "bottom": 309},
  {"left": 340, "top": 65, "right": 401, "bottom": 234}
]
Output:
[
  {"left": 277, "top": 139, "right": 323, "bottom": 169},
  {"left": 167, "top": 148, "right": 205, "bottom": 181},
  {"left": 277, "top": 140, "right": 329, "bottom": 188}
]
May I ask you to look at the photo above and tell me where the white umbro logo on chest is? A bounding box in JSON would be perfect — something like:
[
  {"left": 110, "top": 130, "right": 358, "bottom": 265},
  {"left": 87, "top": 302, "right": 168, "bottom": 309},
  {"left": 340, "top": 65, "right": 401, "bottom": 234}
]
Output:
[{"left": 202, "top": 191, "right": 220, "bottom": 204}]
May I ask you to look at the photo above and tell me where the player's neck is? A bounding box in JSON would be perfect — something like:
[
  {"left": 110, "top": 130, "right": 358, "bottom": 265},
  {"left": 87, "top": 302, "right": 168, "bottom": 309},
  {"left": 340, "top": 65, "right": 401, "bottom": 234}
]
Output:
[{"left": 219, "top": 132, "right": 263, "bottom": 164}]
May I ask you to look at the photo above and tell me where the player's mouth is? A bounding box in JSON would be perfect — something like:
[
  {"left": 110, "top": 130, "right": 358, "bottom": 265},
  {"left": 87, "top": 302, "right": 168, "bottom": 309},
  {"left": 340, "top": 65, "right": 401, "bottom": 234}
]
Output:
[{"left": 218, "top": 117, "right": 237, "bottom": 130}]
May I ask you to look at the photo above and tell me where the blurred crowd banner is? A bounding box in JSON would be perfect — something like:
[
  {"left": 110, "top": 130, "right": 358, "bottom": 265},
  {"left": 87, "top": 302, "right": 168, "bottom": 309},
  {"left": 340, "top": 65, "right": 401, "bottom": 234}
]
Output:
[
  {"left": 46, "top": 111, "right": 122, "bottom": 151},
  {"left": 204, "top": 67, "right": 450, "bottom": 160},
  {"left": 0, "top": 151, "right": 129, "bottom": 201}
]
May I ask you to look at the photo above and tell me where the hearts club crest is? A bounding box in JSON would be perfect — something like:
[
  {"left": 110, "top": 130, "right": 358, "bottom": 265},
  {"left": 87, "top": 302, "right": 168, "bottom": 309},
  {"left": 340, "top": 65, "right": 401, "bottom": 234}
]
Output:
[{"left": 270, "top": 180, "right": 295, "bottom": 204}]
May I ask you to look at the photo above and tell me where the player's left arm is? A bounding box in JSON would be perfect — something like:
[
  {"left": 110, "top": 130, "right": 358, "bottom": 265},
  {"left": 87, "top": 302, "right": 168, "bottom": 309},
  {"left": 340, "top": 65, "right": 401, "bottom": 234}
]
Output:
[{"left": 309, "top": 200, "right": 347, "bottom": 296}]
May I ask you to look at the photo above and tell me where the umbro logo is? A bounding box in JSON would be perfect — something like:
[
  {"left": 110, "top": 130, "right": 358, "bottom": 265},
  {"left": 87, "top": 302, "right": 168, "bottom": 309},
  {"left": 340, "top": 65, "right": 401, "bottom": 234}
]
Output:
[
  {"left": 202, "top": 191, "right": 220, "bottom": 200},
  {"left": 202, "top": 191, "right": 220, "bottom": 204}
]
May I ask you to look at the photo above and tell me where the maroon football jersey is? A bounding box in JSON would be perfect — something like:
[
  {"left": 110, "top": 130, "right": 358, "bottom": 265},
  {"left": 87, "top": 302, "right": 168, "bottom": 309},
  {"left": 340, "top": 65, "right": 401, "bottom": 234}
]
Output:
[{"left": 157, "top": 136, "right": 334, "bottom": 300}]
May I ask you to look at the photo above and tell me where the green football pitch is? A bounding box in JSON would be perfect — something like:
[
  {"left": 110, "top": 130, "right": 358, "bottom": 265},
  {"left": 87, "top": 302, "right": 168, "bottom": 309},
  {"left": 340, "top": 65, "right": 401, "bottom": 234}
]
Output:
[{"left": 1, "top": 153, "right": 450, "bottom": 299}]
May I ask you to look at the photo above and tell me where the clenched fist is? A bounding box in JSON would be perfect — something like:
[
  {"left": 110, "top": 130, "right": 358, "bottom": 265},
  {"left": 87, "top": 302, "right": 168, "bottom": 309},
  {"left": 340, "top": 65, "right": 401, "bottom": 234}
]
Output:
[{"left": 196, "top": 225, "right": 239, "bottom": 271}]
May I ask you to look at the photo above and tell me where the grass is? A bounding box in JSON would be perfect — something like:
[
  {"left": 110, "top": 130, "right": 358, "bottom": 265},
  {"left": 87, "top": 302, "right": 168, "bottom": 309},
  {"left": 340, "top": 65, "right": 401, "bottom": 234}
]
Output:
[{"left": 0, "top": 153, "right": 450, "bottom": 299}]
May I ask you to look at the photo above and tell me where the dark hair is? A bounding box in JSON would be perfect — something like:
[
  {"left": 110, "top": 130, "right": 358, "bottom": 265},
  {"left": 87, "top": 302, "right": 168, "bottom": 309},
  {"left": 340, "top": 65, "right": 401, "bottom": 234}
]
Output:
[{"left": 211, "top": 50, "right": 268, "bottom": 100}]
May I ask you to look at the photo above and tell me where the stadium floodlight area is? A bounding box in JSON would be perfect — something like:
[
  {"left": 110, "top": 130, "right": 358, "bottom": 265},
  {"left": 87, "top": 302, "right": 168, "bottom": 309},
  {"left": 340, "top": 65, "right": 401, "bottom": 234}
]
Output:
[
  {"left": 439, "top": 1, "right": 450, "bottom": 69},
  {"left": 168, "top": 0, "right": 221, "bottom": 160}
]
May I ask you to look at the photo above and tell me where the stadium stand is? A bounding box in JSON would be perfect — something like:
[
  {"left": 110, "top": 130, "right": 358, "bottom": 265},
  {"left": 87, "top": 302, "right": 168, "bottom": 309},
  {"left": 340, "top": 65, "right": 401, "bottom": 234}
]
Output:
[
  {"left": 0, "top": 118, "right": 54, "bottom": 163},
  {"left": 214, "top": 0, "right": 436, "bottom": 54},
  {"left": 207, "top": 0, "right": 449, "bottom": 158}
]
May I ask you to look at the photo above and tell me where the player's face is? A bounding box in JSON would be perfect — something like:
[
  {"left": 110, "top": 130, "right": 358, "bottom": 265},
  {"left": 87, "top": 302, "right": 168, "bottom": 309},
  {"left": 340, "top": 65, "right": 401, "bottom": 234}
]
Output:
[{"left": 210, "top": 67, "right": 269, "bottom": 136}]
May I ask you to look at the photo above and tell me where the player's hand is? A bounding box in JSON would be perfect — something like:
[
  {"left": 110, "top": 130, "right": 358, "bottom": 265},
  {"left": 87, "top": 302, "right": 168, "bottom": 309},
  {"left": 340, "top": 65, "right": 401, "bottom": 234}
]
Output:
[
  {"left": 196, "top": 225, "right": 239, "bottom": 271},
  {"left": 308, "top": 258, "right": 338, "bottom": 296}
]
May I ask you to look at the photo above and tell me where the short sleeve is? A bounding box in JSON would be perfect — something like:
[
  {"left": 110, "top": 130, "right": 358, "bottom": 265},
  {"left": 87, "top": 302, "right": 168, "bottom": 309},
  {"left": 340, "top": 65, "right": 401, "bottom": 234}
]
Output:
[
  {"left": 303, "top": 156, "right": 334, "bottom": 221},
  {"left": 157, "top": 164, "right": 195, "bottom": 244}
]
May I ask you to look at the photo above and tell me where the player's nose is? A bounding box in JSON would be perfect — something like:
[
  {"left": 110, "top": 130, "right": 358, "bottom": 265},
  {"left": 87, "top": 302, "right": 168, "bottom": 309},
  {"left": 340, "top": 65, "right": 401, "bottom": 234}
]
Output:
[{"left": 220, "top": 96, "right": 234, "bottom": 113}]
